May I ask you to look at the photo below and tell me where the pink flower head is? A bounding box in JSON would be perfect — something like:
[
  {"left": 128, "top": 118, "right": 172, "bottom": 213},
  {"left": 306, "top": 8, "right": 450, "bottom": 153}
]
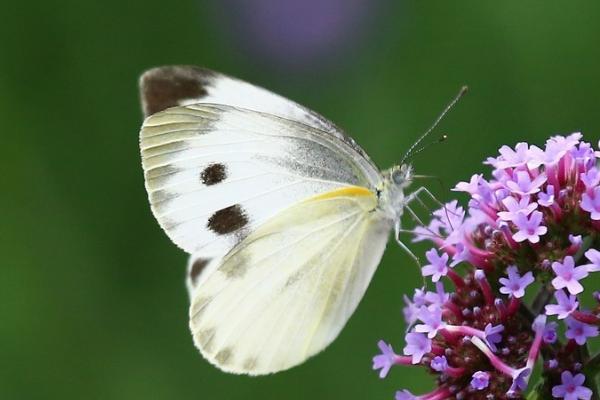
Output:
[{"left": 379, "top": 134, "right": 600, "bottom": 400}]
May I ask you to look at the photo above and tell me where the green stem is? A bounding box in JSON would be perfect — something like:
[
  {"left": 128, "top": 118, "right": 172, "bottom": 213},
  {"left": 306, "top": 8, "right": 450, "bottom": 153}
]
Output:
[
  {"left": 531, "top": 284, "right": 552, "bottom": 315},
  {"left": 585, "top": 352, "right": 600, "bottom": 377},
  {"left": 582, "top": 349, "right": 600, "bottom": 400}
]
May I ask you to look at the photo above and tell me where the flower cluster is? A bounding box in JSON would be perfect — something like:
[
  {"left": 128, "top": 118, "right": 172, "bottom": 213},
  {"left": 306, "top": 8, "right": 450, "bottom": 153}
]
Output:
[{"left": 373, "top": 133, "right": 600, "bottom": 399}]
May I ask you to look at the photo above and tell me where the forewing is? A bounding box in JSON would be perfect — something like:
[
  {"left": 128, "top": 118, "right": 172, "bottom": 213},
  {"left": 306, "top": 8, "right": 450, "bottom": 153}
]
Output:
[
  {"left": 140, "top": 104, "right": 381, "bottom": 265},
  {"left": 139, "top": 65, "right": 377, "bottom": 168},
  {"left": 189, "top": 187, "right": 391, "bottom": 374}
]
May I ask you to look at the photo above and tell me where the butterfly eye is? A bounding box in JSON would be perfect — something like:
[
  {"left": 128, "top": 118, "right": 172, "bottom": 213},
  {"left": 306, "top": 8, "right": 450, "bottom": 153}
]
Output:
[
  {"left": 392, "top": 170, "right": 404, "bottom": 185},
  {"left": 392, "top": 165, "right": 411, "bottom": 185}
]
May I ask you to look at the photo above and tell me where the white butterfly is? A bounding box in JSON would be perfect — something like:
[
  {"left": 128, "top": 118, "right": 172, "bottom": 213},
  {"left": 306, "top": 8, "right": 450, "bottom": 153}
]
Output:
[{"left": 138, "top": 66, "right": 464, "bottom": 375}]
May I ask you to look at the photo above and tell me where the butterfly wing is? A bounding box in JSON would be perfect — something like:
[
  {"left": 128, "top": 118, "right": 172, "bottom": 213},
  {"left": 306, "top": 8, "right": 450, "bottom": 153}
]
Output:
[
  {"left": 139, "top": 65, "right": 375, "bottom": 166},
  {"left": 138, "top": 66, "right": 391, "bottom": 374},
  {"left": 140, "top": 103, "right": 381, "bottom": 288},
  {"left": 189, "top": 187, "right": 391, "bottom": 374}
]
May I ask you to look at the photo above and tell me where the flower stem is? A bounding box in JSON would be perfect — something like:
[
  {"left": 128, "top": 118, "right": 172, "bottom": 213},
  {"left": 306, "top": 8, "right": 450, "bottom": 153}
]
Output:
[
  {"left": 580, "top": 347, "right": 600, "bottom": 400},
  {"left": 585, "top": 352, "right": 600, "bottom": 377},
  {"left": 531, "top": 284, "right": 553, "bottom": 315}
]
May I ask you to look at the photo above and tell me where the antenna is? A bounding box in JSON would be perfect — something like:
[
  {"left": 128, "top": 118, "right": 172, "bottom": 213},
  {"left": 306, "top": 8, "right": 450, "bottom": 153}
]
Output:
[
  {"left": 404, "top": 134, "right": 448, "bottom": 161},
  {"left": 400, "top": 86, "right": 468, "bottom": 164}
]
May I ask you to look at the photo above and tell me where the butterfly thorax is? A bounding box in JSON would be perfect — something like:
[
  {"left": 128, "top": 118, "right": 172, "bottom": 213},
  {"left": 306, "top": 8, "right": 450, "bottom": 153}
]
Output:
[{"left": 378, "top": 164, "right": 413, "bottom": 221}]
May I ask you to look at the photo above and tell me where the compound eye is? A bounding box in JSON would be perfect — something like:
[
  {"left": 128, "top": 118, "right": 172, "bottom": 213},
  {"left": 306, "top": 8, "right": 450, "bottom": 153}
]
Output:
[{"left": 392, "top": 169, "right": 405, "bottom": 185}]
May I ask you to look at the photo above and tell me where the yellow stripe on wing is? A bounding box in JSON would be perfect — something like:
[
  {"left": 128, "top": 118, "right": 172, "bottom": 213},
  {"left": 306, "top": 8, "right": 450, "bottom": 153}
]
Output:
[{"left": 309, "top": 186, "right": 375, "bottom": 201}]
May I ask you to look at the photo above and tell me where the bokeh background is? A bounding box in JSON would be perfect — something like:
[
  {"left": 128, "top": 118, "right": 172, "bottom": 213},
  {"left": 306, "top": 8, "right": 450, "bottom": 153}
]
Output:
[{"left": 2, "top": 1, "right": 600, "bottom": 399}]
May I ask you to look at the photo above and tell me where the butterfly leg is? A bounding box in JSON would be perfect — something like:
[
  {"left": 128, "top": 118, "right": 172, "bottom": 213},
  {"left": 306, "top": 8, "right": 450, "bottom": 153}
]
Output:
[
  {"left": 406, "top": 186, "right": 457, "bottom": 230},
  {"left": 395, "top": 220, "right": 427, "bottom": 286},
  {"left": 395, "top": 220, "right": 421, "bottom": 267},
  {"left": 406, "top": 186, "right": 444, "bottom": 210}
]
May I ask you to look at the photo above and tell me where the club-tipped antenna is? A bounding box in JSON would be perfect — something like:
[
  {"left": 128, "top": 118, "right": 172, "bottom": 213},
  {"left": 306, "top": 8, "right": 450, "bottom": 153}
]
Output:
[
  {"left": 405, "top": 134, "right": 448, "bottom": 161},
  {"left": 400, "top": 85, "right": 468, "bottom": 165}
]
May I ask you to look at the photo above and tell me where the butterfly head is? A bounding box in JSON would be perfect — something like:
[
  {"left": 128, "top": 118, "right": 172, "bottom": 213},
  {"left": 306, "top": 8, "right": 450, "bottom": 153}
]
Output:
[
  {"left": 379, "top": 164, "right": 413, "bottom": 220},
  {"left": 390, "top": 163, "right": 413, "bottom": 189}
]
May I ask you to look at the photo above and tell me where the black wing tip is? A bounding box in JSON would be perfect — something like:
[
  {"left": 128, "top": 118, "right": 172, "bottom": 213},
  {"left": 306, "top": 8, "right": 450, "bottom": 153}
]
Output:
[{"left": 139, "top": 65, "right": 218, "bottom": 118}]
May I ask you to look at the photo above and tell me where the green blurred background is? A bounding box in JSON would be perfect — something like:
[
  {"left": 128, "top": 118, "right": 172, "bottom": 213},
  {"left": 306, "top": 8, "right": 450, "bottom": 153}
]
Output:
[{"left": 2, "top": 1, "right": 600, "bottom": 399}]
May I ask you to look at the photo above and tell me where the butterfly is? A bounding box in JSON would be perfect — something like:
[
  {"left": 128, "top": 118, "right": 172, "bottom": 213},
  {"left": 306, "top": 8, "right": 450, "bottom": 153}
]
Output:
[{"left": 138, "top": 65, "right": 465, "bottom": 375}]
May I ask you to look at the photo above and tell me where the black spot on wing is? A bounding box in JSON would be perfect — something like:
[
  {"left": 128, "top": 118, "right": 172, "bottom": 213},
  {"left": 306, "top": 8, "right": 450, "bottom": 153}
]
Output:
[
  {"left": 139, "top": 65, "right": 216, "bottom": 117},
  {"left": 207, "top": 205, "right": 248, "bottom": 235},
  {"left": 200, "top": 163, "right": 227, "bottom": 185},
  {"left": 190, "top": 258, "right": 210, "bottom": 284}
]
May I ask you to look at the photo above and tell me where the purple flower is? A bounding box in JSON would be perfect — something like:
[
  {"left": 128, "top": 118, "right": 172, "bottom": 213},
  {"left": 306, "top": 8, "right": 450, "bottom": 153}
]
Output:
[
  {"left": 453, "top": 174, "right": 483, "bottom": 195},
  {"left": 495, "top": 142, "right": 532, "bottom": 169},
  {"left": 569, "top": 234, "right": 583, "bottom": 247},
  {"left": 545, "top": 290, "right": 579, "bottom": 319},
  {"left": 415, "top": 305, "right": 445, "bottom": 339},
  {"left": 543, "top": 322, "right": 559, "bottom": 344},
  {"left": 497, "top": 196, "right": 537, "bottom": 222},
  {"left": 430, "top": 355, "right": 448, "bottom": 372},
  {"left": 512, "top": 211, "right": 548, "bottom": 243},
  {"left": 581, "top": 248, "right": 600, "bottom": 273},
  {"left": 551, "top": 256, "right": 589, "bottom": 295},
  {"left": 403, "top": 332, "right": 431, "bottom": 364},
  {"left": 581, "top": 187, "right": 600, "bottom": 220},
  {"left": 549, "top": 132, "right": 583, "bottom": 148},
  {"left": 412, "top": 222, "right": 441, "bottom": 243},
  {"left": 424, "top": 282, "right": 449, "bottom": 306},
  {"left": 403, "top": 289, "right": 426, "bottom": 326},
  {"left": 580, "top": 167, "right": 600, "bottom": 189},
  {"left": 528, "top": 139, "right": 570, "bottom": 168},
  {"left": 450, "top": 242, "right": 470, "bottom": 267},
  {"left": 508, "top": 367, "right": 532, "bottom": 395},
  {"left": 484, "top": 323, "right": 504, "bottom": 352},
  {"left": 378, "top": 134, "right": 600, "bottom": 400},
  {"left": 552, "top": 371, "right": 593, "bottom": 400},
  {"left": 372, "top": 340, "right": 396, "bottom": 378},
  {"left": 471, "top": 371, "right": 490, "bottom": 390},
  {"left": 421, "top": 248, "right": 450, "bottom": 282},
  {"left": 395, "top": 390, "right": 417, "bottom": 400},
  {"left": 499, "top": 266, "right": 534, "bottom": 298},
  {"left": 529, "top": 133, "right": 584, "bottom": 169},
  {"left": 433, "top": 200, "right": 465, "bottom": 232},
  {"left": 506, "top": 171, "right": 547, "bottom": 195},
  {"left": 538, "top": 184, "right": 556, "bottom": 207},
  {"left": 565, "top": 318, "right": 599, "bottom": 345}
]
